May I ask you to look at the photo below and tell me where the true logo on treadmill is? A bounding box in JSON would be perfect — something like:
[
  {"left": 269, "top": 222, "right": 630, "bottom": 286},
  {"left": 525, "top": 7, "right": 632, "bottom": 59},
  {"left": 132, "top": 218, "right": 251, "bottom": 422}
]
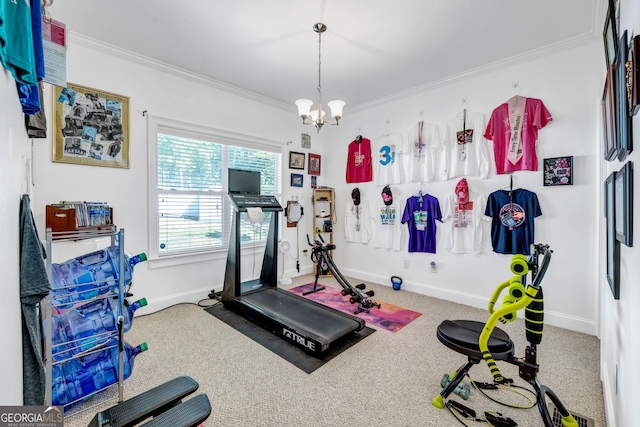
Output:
[{"left": 282, "top": 328, "right": 315, "bottom": 351}]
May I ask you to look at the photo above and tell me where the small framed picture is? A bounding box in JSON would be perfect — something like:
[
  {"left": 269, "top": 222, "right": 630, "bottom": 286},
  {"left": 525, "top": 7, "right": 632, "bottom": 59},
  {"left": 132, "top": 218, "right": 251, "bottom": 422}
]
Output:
[
  {"left": 311, "top": 175, "right": 317, "bottom": 188},
  {"left": 308, "top": 153, "right": 321, "bottom": 175},
  {"left": 301, "top": 133, "right": 311, "bottom": 149},
  {"left": 605, "top": 171, "right": 620, "bottom": 299},
  {"left": 291, "top": 173, "right": 304, "bottom": 187},
  {"left": 627, "top": 34, "right": 640, "bottom": 116},
  {"left": 616, "top": 31, "right": 632, "bottom": 161},
  {"left": 615, "top": 161, "right": 633, "bottom": 247},
  {"left": 602, "top": 66, "right": 618, "bottom": 161},
  {"left": 543, "top": 156, "right": 573, "bottom": 186},
  {"left": 603, "top": 0, "right": 618, "bottom": 68},
  {"left": 289, "top": 151, "right": 305, "bottom": 169}
]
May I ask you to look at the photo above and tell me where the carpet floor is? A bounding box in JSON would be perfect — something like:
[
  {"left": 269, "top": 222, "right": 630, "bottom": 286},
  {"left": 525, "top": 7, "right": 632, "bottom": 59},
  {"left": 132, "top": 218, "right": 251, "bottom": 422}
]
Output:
[{"left": 61, "top": 274, "right": 607, "bottom": 427}]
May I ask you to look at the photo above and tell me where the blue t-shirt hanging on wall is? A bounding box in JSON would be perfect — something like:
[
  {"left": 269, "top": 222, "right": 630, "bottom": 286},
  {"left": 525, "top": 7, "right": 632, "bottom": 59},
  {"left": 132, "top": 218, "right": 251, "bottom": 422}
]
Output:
[
  {"left": 401, "top": 193, "right": 442, "bottom": 253},
  {"left": 484, "top": 189, "right": 542, "bottom": 255}
]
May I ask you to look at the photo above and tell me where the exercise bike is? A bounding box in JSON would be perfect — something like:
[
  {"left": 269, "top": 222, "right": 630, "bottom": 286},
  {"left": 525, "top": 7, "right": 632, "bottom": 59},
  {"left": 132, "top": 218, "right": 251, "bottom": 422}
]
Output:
[
  {"left": 305, "top": 235, "right": 381, "bottom": 315},
  {"left": 432, "top": 244, "right": 579, "bottom": 427}
]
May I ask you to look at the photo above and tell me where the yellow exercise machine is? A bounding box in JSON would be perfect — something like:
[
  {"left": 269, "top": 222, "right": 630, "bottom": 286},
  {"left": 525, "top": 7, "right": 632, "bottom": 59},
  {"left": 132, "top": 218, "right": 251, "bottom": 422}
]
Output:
[{"left": 432, "top": 244, "right": 579, "bottom": 427}]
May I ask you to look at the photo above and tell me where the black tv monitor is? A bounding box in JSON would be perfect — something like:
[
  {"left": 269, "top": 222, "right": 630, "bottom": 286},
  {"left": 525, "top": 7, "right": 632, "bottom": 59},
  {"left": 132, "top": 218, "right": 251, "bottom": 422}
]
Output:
[{"left": 228, "top": 169, "right": 261, "bottom": 194}]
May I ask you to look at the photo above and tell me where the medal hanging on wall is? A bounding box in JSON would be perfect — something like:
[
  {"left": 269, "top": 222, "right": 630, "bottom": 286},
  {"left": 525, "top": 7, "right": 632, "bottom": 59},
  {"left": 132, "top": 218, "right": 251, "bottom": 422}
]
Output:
[
  {"left": 413, "top": 191, "right": 428, "bottom": 231},
  {"left": 456, "top": 109, "right": 474, "bottom": 161},
  {"left": 352, "top": 187, "right": 361, "bottom": 232},
  {"left": 455, "top": 178, "right": 469, "bottom": 228}
]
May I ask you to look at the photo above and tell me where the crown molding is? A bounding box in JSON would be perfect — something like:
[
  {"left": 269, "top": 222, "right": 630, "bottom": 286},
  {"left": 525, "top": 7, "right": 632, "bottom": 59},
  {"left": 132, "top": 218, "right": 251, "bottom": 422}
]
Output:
[
  {"left": 69, "top": 27, "right": 599, "bottom": 116},
  {"left": 348, "top": 31, "right": 599, "bottom": 113},
  {"left": 68, "top": 32, "right": 295, "bottom": 112}
]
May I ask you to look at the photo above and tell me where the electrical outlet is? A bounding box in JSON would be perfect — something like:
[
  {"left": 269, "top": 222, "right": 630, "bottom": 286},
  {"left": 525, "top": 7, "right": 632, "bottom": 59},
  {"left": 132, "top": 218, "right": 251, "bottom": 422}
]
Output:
[{"left": 403, "top": 259, "right": 410, "bottom": 269}]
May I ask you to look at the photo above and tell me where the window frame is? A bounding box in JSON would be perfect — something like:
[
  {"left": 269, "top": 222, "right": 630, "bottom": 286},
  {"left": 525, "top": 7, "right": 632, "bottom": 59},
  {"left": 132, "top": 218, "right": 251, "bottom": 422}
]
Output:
[{"left": 147, "top": 115, "right": 283, "bottom": 268}]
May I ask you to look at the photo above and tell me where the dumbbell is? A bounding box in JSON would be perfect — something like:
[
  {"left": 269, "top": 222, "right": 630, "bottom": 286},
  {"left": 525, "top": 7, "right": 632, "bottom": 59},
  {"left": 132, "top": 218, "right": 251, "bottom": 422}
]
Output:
[{"left": 440, "top": 374, "right": 471, "bottom": 400}]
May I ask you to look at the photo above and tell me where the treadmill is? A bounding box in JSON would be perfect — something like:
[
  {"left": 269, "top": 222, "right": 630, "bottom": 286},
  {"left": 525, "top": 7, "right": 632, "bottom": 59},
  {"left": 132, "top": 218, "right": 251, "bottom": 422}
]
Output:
[{"left": 221, "top": 191, "right": 365, "bottom": 357}]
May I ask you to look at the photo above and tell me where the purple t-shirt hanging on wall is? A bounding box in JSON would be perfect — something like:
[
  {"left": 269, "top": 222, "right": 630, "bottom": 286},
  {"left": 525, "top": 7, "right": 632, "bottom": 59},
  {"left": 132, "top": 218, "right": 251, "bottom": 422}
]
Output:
[
  {"left": 401, "top": 193, "right": 442, "bottom": 253},
  {"left": 484, "top": 189, "right": 542, "bottom": 255}
]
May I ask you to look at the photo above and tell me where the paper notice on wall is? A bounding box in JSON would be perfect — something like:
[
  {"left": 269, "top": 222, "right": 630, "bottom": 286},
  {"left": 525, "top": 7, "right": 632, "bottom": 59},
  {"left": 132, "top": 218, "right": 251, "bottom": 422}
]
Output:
[{"left": 42, "top": 18, "right": 67, "bottom": 87}]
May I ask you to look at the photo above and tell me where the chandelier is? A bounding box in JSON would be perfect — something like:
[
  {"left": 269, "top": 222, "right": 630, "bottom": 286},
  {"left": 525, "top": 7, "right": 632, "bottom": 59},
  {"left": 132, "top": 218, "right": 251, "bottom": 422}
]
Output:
[{"left": 295, "top": 23, "right": 345, "bottom": 132}]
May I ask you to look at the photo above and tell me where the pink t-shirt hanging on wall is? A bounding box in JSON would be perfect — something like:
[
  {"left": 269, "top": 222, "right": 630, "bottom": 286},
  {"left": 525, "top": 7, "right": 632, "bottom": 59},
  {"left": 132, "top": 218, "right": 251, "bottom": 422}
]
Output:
[{"left": 484, "top": 96, "right": 552, "bottom": 174}]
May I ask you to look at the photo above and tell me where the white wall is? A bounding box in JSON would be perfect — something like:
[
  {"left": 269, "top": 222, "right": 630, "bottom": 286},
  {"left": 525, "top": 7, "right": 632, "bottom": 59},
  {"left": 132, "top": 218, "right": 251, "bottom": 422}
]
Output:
[
  {"left": 599, "top": 1, "right": 640, "bottom": 426},
  {"left": 317, "top": 41, "right": 602, "bottom": 336},
  {"left": 30, "top": 36, "right": 312, "bottom": 316},
  {"left": 0, "top": 71, "right": 33, "bottom": 403},
  {"left": 2, "top": 8, "right": 636, "bottom": 426}
]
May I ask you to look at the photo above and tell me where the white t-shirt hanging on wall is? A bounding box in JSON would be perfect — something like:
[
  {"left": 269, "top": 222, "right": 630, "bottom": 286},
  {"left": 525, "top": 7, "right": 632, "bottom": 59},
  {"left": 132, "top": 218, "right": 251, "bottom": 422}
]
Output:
[
  {"left": 443, "top": 110, "right": 491, "bottom": 179},
  {"left": 442, "top": 190, "right": 489, "bottom": 254},
  {"left": 344, "top": 197, "right": 373, "bottom": 243},
  {"left": 406, "top": 121, "right": 444, "bottom": 183},
  {"left": 373, "top": 131, "right": 405, "bottom": 186},
  {"left": 373, "top": 199, "right": 404, "bottom": 251}
]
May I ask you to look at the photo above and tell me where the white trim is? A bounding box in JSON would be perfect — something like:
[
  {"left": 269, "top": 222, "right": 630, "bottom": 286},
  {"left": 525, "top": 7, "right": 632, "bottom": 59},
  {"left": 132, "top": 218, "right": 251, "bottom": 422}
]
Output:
[
  {"left": 601, "top": 360, "right": 618, "bottom": 427},
  {"left": 349, "top": 33, "right": 598, "bottom": 113},
  {"left": 69, "top": 29, "right": 598, "bottom": 113},
  {"left": 147, "top": 114, "right": 283, "bottom": 266},
  {"left": 149, "top": 114, "right": 285, "bottom": 151},
  {"left": 135, "top": 285, "right": 217, "bottom": 316},
  {"left": 69, "top": 32, "right": 294, "bottom": 112},
  {"left": 340, "top": 267, "right": 598, "bottom": 335}
]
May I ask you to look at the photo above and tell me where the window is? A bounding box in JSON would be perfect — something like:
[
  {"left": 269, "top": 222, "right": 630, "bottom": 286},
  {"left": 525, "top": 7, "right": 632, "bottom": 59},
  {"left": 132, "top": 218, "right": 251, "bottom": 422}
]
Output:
[{"left": 148, "top": 116, "right": 282, "bottom": 265}]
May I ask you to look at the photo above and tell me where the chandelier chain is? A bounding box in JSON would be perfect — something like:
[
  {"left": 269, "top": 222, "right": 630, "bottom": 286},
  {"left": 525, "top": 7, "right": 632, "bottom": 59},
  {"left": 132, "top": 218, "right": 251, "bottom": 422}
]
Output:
[{"left": 317, "top": 28, "right": 322, "bottom": 107}]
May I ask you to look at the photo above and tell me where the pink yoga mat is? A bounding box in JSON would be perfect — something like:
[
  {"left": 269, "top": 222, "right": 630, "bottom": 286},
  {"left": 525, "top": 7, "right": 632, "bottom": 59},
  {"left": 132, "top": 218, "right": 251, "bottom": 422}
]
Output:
[{"left": 288, "top": 284, "right": 422, "bottom": 333}]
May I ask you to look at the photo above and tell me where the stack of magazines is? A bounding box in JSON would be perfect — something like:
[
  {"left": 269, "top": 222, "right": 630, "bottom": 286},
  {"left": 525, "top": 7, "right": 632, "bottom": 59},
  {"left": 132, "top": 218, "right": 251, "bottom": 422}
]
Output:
[{"left": 51, "top": 201, "right": 112, "bottom": 228}]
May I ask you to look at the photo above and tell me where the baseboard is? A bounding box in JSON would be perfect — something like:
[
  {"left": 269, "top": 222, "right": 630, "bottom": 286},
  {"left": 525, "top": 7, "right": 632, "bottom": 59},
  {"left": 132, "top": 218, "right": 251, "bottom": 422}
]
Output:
[
  {"left": 136, "top": 285, "right": 217, "bottom": 316},
  {"left": 282, "top": 266, "right": 313, "bottom": 282},
  {"left": 600, "top": 361, "right": 617, "bottom": 427},
  {"left": 134, "top": 266, "right": 315, "bottom": 315},
  {"left": 136, "top": 266, "right": 596, "bottom": 335},
  {"left": 339, "top": 267, "right": 597, "bottom": 335}
]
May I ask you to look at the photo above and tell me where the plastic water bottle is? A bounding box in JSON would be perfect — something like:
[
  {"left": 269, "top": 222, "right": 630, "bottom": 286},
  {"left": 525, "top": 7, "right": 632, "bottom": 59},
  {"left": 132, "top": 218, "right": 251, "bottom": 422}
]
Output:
[
  {"left": 51, "top": 340, "right": 148, "bottom": 407},
  {"left": 105, "top": 297, "right": 148, "bottom": 333},
  {"left": 51, "top": 246, "right": 147, "bottom": 308},
  {"left": 48, "top": 315, "right": 74, "bottom": 361},
  {"left": 47, "top": 297, "right": 148, "bottom": 361}
]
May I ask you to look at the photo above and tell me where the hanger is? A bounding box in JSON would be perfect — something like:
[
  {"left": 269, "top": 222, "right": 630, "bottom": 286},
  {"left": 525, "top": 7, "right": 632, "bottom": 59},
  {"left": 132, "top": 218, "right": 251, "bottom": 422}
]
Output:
[
  {"left": 502, "top": 174, "right": 514, "bottom": 192},
  {"left": 42, "top": 0, "right": 53, "bottom": 23},
  {"left": 384, "top": 119, "right": 391, "bottom": 135}
]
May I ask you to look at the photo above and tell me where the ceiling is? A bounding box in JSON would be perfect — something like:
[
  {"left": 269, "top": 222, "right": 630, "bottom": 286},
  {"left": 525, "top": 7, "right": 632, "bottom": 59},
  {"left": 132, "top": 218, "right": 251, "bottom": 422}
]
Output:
[{"left": 49, "top": 0, "right": 598, "bottom": 110}]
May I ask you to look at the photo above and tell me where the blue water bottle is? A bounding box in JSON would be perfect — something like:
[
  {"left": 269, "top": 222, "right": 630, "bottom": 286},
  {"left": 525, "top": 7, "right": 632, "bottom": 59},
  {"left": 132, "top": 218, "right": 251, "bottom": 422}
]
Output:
[
  {"left": 93, "top": 297, "right": 148, "bottom": 333},
  {"left": 51, "top": 247, "right": 147, "bottom": 308},
  {"left": 48, "top": 297, "right": 148, "bottom": 360},
  {"left": 51, "top": 340, "right": 148, "bottom": 407}
]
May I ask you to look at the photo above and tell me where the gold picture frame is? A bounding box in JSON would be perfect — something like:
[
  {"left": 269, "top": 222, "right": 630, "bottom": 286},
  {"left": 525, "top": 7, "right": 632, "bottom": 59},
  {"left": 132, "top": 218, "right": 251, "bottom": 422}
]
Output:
[{"left": 52, "top": 83, "right": 130, "bottom": 168}]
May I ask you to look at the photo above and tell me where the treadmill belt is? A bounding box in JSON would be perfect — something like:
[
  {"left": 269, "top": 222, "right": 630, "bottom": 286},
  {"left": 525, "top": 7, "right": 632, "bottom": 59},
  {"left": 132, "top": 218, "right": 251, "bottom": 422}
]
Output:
[
  {"left": 205, "top": 303, "right": 375, "bottom": 373},
  {"left": 241, "top": 289, "right": 362, "bottom": 342}
]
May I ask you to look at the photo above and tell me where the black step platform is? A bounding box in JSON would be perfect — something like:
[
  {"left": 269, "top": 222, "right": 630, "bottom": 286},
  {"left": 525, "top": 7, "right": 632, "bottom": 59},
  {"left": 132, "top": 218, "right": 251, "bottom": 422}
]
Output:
[
  {"left": 139, "top": 394, "right": 211, "bottom": 427},
  {"left": 87, "top": 376, "right": 202, "bottom": 427}
]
